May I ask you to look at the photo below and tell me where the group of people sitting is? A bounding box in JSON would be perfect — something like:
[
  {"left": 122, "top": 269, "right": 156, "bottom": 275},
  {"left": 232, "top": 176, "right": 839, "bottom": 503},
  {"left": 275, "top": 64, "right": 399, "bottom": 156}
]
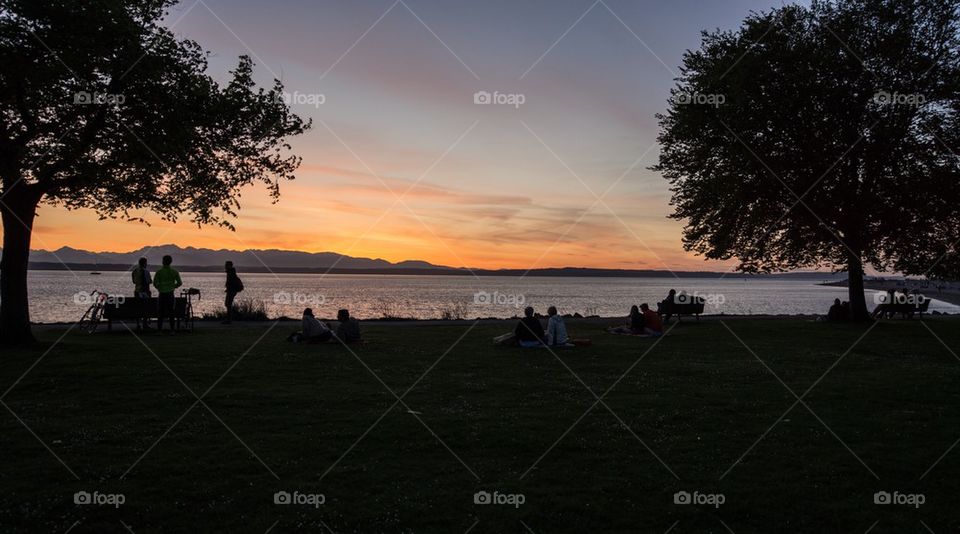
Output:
[
  {"left": 291, "top": 308, "right": 363, "bottom": 344},
  {"left": 826, "top": 298, "right": 852, "bottom": 322},
  {"left": 498, "top": 306, "right": 589, "bottom": 348},
  {"left": 297, "top": 300, "right": 667, "bottom": 349},
  {"left": 826, "top": 289, "right": 926, "bottom": 321},
  {"left": 870, "top": 289, "right": 925, "bottom": 319},
  {"left": 605, "top": 303, "right": 664, "bottom": 337},
  {"left": 498, "top": 301, "right": 668, "bottom": 348}
]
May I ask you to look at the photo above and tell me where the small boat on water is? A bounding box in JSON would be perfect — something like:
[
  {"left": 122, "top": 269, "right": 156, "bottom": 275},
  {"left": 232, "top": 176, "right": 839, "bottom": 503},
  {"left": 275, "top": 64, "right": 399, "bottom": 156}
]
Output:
[{"left": 90, "top": 272, "right": 102, "bottom": 275}]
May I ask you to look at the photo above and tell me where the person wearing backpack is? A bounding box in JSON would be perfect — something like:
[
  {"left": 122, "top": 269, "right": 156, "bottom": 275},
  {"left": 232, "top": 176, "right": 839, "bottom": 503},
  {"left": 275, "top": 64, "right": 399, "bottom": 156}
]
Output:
[
  {"left": 223, "top": 260, "right": 244, "bottom": 324},
  {"left": 131, "top": 257, "right": 153, "bottom": 330}
]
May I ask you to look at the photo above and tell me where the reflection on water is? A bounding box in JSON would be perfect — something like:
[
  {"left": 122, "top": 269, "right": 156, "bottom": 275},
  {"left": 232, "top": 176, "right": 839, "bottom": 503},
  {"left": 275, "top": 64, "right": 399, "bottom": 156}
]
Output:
[{"left": 24, "top": 270, "right": 960, "bottom": 323}]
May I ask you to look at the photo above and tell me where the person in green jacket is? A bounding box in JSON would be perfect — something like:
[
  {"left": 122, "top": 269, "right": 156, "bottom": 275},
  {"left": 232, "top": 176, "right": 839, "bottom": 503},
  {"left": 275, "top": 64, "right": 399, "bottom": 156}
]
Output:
[{"left": 153, "top": 255, "right": 183, "bottom": 332}]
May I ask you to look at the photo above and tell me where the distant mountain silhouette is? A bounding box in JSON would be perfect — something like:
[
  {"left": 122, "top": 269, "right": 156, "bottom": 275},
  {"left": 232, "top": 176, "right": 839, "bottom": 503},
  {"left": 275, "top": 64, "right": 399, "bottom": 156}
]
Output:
[
  {"left": 2, "top": 244, "right": 850, "bottom": 280},
  {"left": 12, "top": 244, "right": 450, "bottom": 270}
]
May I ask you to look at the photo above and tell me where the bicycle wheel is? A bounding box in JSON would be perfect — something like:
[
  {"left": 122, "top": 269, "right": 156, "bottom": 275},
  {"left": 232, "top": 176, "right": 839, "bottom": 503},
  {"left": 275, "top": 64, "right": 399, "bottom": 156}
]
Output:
[
  {"left": 80, "top": 303, "right": 105, "bottom": 334},
  {"left": 77, "top": 305, "right": 95, "bottom": 332}
]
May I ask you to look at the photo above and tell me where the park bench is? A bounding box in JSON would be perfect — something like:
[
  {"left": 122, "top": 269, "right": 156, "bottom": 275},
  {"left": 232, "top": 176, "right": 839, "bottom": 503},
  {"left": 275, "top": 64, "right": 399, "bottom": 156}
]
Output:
[
  {"left": 103, "top": 297, "right": 191, "bottom": 330},
  {"left": 877, "top": 298, "right": 931, "bottom": 319},
  {"left": 657, "top": 298, "right": 706, "bottom": 321}
]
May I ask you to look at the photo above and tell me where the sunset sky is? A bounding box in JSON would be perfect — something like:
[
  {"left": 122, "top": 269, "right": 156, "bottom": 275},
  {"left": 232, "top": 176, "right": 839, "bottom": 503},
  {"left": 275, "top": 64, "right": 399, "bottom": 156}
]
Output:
[{"left": 28, "top": 0, "right": 790, "bottom": 271}]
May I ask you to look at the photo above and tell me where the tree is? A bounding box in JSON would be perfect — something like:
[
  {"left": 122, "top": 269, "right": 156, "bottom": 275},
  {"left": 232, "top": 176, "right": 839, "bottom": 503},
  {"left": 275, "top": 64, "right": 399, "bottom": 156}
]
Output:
[
  {"left": 0, "top": 0, "right": 309, "bottom": 344},
  {"left": 655, "top": 0, "right": 960, "bottom": 320}
]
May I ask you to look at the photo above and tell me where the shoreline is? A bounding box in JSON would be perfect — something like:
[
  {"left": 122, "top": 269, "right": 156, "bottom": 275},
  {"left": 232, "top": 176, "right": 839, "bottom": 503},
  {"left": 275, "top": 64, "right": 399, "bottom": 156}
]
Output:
[
  {"left": 32, "top": 313, "right": 959, "bottom": 331},
  {"left": 26, "top": 264, "right": 844, "bottom": 280},
  {"left": 821, "top": 280, "right": 960, "bottom": 306}
]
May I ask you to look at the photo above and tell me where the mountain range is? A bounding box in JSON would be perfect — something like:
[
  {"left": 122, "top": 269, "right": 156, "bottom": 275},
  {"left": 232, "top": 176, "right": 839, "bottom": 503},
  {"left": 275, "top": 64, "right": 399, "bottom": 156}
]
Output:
[
  {"left": 12, "top": 244, "right": 446, "bottom": 271},
  {"left": 0, "top": 244, "right": 850, "bottom": 280}
]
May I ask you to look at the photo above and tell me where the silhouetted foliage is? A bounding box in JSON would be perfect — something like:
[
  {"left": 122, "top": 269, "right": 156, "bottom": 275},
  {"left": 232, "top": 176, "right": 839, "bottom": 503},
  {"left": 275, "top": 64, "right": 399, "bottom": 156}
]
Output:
[
  {"left": 202, "top": 299, "right": 269, "bottom": 322},
  {"left": 0, "top": 0, "right": 309, "bottom": 343},
  {"left": 655, "top": 0, "right": 960, "bottom": 319}
]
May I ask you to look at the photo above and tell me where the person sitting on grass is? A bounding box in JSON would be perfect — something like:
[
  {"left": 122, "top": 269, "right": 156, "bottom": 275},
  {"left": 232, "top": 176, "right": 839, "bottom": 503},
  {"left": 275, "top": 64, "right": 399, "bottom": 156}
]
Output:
[
  {"left": 335, "top": 309, "right": 362, "bottom": 343},
  {"left": 607, "top": 305, "right": 644, "bottom": 335},
  {"left": 545, "top": 306, "right": 569, "bottom": 346},
  {"left": 515, "top": 306, "right": 546, "bottom": 348},
  {"left": 639, "top": 303, "right": 664, "bottom": 336},
  {"left": 301, "top": 308, "right": 332, "bottom": 343},
  {"left": 545, "top": 306, "right": 591, "bottom": 347},
  {"left": 827, "top": 298, "right": 845, "bottom": 321}
]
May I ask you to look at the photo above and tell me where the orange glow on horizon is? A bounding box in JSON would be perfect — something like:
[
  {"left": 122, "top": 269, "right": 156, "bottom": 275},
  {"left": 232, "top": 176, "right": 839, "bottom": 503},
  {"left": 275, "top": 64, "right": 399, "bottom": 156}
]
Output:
[
  {"left": 5, "top": 145, "right": 734, "bottom": 272},
  {"left": 18, "top": 190, "right": 723, "bottom": 272}
]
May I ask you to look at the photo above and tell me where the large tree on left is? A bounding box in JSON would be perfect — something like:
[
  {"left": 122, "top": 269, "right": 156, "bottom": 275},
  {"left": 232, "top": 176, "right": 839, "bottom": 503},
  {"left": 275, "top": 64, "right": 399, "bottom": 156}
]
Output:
[{"left": 0, "top": 0, "right": 308, "bottom": 344}]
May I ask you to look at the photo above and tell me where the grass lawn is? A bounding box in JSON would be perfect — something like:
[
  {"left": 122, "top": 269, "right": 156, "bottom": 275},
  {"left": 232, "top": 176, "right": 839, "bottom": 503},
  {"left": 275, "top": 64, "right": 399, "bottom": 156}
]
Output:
[{"left": 1, "top": 318, "right": 959, "bottom": 533}]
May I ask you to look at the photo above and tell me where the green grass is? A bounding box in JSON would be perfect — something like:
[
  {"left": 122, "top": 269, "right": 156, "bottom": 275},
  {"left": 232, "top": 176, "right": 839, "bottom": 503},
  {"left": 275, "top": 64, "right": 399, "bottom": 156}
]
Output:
[{"left": 1, "top": 318, "right": 960, "bottom": 533}]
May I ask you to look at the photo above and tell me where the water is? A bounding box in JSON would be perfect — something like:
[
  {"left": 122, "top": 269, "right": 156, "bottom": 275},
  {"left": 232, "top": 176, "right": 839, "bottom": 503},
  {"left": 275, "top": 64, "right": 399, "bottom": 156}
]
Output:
[{"left": 25, "top": 270, "right": 960, "bottom": 323}]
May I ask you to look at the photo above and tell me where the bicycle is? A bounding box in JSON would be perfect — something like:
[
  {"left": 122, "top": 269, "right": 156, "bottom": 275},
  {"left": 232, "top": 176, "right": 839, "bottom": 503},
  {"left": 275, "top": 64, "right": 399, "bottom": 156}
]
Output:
[
  {"left": 77, "top": 290, "right": 109, "bottom": 334},
  {"left": 178, "top": 287, "right": 201, "bottom": 332}
]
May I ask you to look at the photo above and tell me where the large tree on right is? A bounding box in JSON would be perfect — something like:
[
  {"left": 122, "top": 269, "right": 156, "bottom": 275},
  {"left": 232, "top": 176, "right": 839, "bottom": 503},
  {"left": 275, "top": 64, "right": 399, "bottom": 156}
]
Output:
[{"left": 655, "top": 0, "right": 960, "bottom": 320}]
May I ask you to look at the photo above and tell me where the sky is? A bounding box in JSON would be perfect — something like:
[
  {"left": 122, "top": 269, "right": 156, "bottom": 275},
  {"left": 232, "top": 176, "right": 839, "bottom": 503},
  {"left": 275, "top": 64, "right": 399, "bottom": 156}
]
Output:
[{"left": 28, "top": 0, "right": 796, "bottom": 271}]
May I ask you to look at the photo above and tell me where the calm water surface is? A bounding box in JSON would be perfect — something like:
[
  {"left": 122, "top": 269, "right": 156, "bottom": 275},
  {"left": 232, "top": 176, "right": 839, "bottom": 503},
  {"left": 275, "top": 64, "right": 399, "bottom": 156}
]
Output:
[{"left": 24, "top": 270, "right": 960, "bottom": 323}]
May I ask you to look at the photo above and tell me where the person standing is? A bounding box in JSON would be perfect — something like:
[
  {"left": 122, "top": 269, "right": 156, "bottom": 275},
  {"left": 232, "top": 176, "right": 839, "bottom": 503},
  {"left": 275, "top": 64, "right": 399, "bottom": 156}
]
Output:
[
  {"left": 153, "top": 255, "right": 182, "bottom": 332},
  {"left": 223, "top": 260, "right": 244, "bottom": 324},
  {"left": 131, "top": 257, "right": 152, "bottom": 330},
  {"left": 132, "top": 257, "right": 152, "bottom": 298}
]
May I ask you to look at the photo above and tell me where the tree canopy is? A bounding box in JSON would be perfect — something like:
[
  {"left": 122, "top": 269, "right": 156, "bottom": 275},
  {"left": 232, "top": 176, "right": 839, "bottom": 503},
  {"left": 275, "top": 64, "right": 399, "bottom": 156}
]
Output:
[
  {"left": 0, "top": 0, "right": 309, "bottom": 343},
  {"left": 655, "top": 0, "right": 960, "bottom": 317}
]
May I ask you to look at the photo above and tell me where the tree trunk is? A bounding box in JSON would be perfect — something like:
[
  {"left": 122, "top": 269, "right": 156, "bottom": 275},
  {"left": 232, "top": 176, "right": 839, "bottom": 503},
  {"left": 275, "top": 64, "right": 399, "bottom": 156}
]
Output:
[
  {"left": 0, "top": 185, "right": 41, "bottom": 345},
  {"left": 846, "top": 252, "right": 871, "bottom": 321}
]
